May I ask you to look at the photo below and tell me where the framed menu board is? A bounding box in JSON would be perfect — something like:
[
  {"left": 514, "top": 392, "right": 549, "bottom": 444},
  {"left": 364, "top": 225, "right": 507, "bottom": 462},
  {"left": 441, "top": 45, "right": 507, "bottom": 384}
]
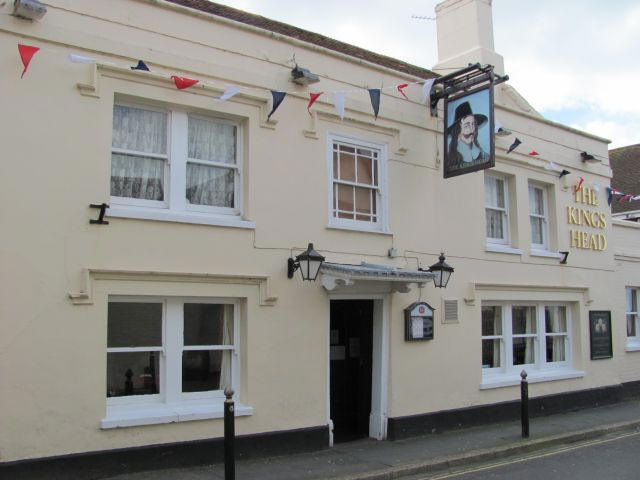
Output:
[{"left": 589, "top": 311, "right": 612, "bottom": 360}]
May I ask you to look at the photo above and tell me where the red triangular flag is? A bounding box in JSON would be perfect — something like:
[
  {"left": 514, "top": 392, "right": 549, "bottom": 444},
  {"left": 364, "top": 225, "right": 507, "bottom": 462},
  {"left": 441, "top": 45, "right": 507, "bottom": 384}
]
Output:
[
  {"left": 171, "top": 75, "right": 198, "bottom": 90},
  {"left": 307, "top": 92, "right": 323, "bottom": 116},
  {"left": 18, "top": 44, "right": 40, "bottom": 79},
  {"left": 574, "top": 177, "right": 584, "bottom": 193},
  {"left": 397, "top": 83, "right": 409, "bottom": 100},
  {"left": 528, "top": 150, "right": 539, "bottom": 156}
]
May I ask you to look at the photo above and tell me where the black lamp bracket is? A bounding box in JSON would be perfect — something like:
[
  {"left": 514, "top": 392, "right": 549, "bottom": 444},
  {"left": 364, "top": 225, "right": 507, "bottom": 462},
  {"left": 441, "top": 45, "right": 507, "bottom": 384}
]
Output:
[
  {"left": 89, "top": 203, "right": 109, "bottom": 225},
  {"left": 287, "top": 258, "right": 298, "bottom": 279},
  {"left": 429, "top": 63, "right": 509, "bottom": 116}
]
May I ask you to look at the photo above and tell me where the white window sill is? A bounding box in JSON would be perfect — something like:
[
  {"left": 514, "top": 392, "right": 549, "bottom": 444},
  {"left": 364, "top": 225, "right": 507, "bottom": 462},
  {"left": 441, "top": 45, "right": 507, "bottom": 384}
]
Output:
[
  {"left": 107, "top": 206, "right": 255, "bottom": 229},
  {"left": 101, "top": 401, "right": 253, "bottom": 429},
  {"left": 626, "top": 340, "right": 640, "bottom": 352},
  {"left": 530, "top": 249, "right": 562, "bottom": 259},
  {"left": 327, "top": 223, "right": 392, "bottom": 235},
  {"left": 480, "top": 369, "right": 585, "bottom": 390},
  {"left": 485, "top": 244, "right": 523, "bottom": 255}
]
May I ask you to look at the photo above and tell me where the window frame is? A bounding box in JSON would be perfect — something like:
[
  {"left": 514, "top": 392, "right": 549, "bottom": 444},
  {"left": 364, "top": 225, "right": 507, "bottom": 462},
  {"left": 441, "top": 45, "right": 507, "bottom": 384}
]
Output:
[
  {"left": 626, "top": 287, "right": 640, "bottom": 350},
  {"left": 528, "top": 182, "right": 549, "bottom": 251},
  {"left": 481, "top": 301, "right": 572, "bottom": 380},
  {"left": 110, "top": 101, "right": 243, "bottom": 220},
  {"left": 327, "top": 133, "right": 388, "bottom": 233},
  {"left": 484, "top": 173, "right": 510, "bottom": 246},
  {"left": 106, "top": 296, "right": 241, "bottom": 409}
]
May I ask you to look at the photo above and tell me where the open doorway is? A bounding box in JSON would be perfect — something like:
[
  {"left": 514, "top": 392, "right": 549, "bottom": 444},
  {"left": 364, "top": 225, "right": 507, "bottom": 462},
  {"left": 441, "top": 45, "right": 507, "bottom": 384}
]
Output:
[{"left": 329, "top": 300, "right": 373, "bottom": 443}]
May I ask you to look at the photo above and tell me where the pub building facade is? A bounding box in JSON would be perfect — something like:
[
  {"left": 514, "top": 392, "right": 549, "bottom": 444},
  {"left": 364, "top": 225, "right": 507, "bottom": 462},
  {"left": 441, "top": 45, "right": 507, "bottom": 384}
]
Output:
[{"left": 2, "top": 0, "right": 639, "bottom": 474}]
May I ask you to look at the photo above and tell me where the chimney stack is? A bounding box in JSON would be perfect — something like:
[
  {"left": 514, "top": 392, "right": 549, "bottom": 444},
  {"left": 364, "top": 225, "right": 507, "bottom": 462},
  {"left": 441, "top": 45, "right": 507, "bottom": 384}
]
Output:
[{"left": 433, "top": 0, "right": 504, "bottom": 75}]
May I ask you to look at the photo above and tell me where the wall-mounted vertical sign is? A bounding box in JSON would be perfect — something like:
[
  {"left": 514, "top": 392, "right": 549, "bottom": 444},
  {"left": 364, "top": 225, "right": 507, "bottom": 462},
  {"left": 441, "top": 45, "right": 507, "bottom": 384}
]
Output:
[
  {"left": 404, "top": 302, "right": 434, "bottom": 341},
  {"left": 444, "top": 86, "right": 495, "bottom": 178},
  {"left": 589, "top": 310, "right": 612, "bottom": 360}
]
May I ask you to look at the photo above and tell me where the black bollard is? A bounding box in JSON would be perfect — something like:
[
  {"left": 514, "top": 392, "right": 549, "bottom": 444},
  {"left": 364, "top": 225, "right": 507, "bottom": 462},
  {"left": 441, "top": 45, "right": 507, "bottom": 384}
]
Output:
[
  {"left": 520, "top": 370, "right": 529, "bottom": 438},
  {"left": 224, "top": 387, "right": 235, "bottom": 480}
]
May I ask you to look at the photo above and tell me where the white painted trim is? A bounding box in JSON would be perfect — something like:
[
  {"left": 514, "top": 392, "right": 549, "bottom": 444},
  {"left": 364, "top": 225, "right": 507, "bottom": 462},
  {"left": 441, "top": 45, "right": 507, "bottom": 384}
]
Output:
[
  {"left": 327, "top": 294, "right": 389, "bottom": 442},
  {"left": 625, "top": 342, "right": 640, "bottom": 352},
  {"left": 101, "top": 401, "right": 253, "bottom": 429},
  {"left": 485, "top": 244, "right": 523, "bottom": 255},
  {"left": 480, "top": 369, "right": 585, "bottom": 390},
  {"left": 106, "top": 205, "right": 255, "bottom": 228},
  {"left": 530, "top": 249, "right": 562, "bottom": 259}
]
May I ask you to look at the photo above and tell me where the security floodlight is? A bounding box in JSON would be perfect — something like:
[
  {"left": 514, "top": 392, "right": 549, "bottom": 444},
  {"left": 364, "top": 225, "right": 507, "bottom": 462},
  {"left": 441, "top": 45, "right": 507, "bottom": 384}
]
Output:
[
  {"left": 291, "top": 66, "right": 320, "bottom": 85},
  {"left": 12, "top": 0, "right": 47, "bottom": 20}
]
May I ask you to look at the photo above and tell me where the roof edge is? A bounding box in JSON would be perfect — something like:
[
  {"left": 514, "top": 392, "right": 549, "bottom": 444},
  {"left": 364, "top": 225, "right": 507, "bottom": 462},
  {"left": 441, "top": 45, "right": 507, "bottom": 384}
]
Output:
[{"left": 139, "top": 0, "right": 437, "bottom": 81}]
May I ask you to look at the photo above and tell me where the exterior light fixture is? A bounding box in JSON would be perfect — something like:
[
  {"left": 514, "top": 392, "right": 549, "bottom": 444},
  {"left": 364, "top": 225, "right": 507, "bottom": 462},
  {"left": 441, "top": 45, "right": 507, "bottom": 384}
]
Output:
[
  {"left": 495, "top": 127, "right": 512, "bottom": 137},
  {"left": 12, "top": 0, "right": 47, "bottom": 20},
  {"left": 291, "top": 65, "right": 320, "bottom": 85},
  {"left": 428, "top": 253, "right": 454, "bottom": 288},
  {"left": 287, "top": 243, "right": 325, "bottom": 281},
  {"left": 581, "top": 151, "right": 597, "bottom": 162}
]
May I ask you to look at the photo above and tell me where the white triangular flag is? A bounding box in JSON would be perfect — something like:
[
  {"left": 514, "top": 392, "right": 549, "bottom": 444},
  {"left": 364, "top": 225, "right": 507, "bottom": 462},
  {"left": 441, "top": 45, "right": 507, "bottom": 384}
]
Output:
[
  {"left": 333, "top": 92, "right": 346, "bottom": 120},
  {"left": 494, "top": 118, "right": 503, "bottom": 133},
  {"left": 590, "top": 181, "right": 601, "bottom": 194},
  {"left": 422, "top": 78, "right": 435, "bottom": 102},
  {"left": 544, "top": 161, "right": 558, "bottom": 171},
  {"left": 218, "top": 85, "right": 240, "bottom": 102},
  {"left": 68, "top": 54, "right": 96, "bottom": 64}
]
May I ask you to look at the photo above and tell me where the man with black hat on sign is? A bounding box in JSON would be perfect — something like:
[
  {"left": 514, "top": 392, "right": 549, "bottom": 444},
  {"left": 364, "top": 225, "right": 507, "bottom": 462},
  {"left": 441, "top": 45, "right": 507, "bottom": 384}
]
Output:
[{"left": 446, "top": 101, "right": 489, "bottom": 172}]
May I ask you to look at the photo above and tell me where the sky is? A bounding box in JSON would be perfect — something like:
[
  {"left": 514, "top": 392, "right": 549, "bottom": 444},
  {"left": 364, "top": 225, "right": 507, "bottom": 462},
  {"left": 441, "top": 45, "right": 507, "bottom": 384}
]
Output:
[{"left": 209, "top": 0, "right": 639, "bottom": 149}]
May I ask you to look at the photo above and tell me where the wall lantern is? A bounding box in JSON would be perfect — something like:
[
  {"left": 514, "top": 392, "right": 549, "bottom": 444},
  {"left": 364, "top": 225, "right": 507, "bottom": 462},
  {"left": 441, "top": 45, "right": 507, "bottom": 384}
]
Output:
[
  {"left": 287, "top": 243, "right": 325, "bottom": 281},
  {"left": 581, "top": 151, "right": 598, "bottom": 162},
  {"left": 428, "top": 253, "right": 454, "bottom": 288},
  {"left": 11, "top": 0, "right": 47, "bottom": 20},
  {"left": 291, "top": 66, "right": 320, "bottom": 85}
]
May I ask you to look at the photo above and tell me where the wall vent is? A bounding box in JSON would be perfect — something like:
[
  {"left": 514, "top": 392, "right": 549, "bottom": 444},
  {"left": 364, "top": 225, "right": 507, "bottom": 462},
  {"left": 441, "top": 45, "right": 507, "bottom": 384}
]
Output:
[{"left": 443, "top": 299, "right": 459, "bottom": 324}]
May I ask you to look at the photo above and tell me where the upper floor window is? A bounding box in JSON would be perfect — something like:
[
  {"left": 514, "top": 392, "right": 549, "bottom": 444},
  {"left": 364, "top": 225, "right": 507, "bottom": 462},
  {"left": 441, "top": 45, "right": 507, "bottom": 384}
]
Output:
[
  {"left": 529, "top": 183, "right": 549, "bottom": 250},
  {"left": 485, "top": 174, "right": 509, "bottom": 245},
  {"left": 626, "top": 287, "right": 640, "bottom": 350},
  {"left": 328, "top": 134, "right": 387, "bottom": 232},
  {"left": 111, "top": 103, "right": 242, "bottom": 219}
]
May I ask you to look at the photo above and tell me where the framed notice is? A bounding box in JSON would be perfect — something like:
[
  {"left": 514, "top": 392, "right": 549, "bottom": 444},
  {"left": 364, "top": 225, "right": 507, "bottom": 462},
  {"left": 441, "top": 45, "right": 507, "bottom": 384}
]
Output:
[
  {"left": 443, "top": 85, "right": 495, "bottom": 179},
  {"left": 589, "top": 311, "right": 612, "bottom": 360}
]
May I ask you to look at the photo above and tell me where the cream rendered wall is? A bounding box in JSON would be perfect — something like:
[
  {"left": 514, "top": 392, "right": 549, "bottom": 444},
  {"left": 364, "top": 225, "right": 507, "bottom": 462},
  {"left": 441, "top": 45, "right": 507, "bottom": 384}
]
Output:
[{"left": 0, "top": 0, "right": 630, "bottom": 463}]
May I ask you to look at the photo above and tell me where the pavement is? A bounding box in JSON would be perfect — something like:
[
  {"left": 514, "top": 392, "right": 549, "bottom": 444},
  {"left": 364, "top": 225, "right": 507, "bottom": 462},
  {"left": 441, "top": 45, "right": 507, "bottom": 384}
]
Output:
[{"left": 106, "top": 400, "right": 640, "bottom": 480}]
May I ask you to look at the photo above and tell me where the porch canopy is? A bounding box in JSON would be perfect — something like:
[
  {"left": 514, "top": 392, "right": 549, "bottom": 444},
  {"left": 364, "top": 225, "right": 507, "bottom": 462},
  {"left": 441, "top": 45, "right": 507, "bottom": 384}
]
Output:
[{"left": 319, "top": 262, "right": 435, "bottom": 293}]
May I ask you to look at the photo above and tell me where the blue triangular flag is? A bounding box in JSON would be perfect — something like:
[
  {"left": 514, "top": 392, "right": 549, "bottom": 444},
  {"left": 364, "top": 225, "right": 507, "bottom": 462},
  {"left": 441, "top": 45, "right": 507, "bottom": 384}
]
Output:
[
  {"left": 606, "top": 187, "right": 613, "bottom": 206},
  {"left": 268, "top": 91, "right": 286, "bottom": 120},
  {"left": 368, "top": 89, "right": 380, "bottom": 120},
  {"left": 131, "top": 60, "right": 150, "bottom": 71},
  {"left": 506, "top": 137, "right": 522, "bottom": 154}
]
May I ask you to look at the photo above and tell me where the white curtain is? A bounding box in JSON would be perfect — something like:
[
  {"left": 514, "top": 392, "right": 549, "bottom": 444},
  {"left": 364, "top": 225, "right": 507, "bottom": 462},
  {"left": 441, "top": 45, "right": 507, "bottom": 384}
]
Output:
[
  {"left": 524, "top": 307, "right": 535, "bottom": 364},
  {"left": 548, "top": 307, "right": 566, "bottom": 362},
  {"left": 219, "top": 304, "right": 234, "bottom": 390},
  {"left": 485, "top": 177, "right": 505, "bottom": 239},
  {"left": 111, "top": 105, "right": 167, "bottom": 200},
  {"left": 186, "top": 117, "right": 236, "bottom": 207}
]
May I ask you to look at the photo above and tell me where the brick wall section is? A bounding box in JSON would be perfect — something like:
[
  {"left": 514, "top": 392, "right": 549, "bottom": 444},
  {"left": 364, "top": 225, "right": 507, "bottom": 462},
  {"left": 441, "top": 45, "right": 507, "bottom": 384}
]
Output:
[
  {"left": 165, "top": 0, "right": 437, "bottom": 80},
  {"left": 610, "top": 144, "right": 640, "bottom": 214}
]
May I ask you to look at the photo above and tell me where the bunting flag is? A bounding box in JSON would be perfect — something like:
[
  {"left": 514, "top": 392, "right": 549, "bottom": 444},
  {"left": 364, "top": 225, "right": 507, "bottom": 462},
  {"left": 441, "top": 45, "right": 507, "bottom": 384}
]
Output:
[
  {"left": 131, "top": 60, "right": 150, "bottom": 71},
  {"left": 397, "top": 83, "right": 409, "bottom": 100},
  {"left": 218, "top": 85, "right": 240, "bottom": 102},
  {"left": 68, "top": 54, "right": 96, "bottom": 63},
  {"left": 574, "top": 177, "right": 584, "bottom": 193},
  {"left": 333, "top": 92, "right": 346, "bottom": 120},
  {"left": 607, "top": 187, "right": 613, "bottom": 206},
  {"left": 18, "top": 44, "right": 40, "bottom": 78},
  {"left": 494, "top": 118, "right": 503, "bottom": 133},
  {"left": 559, "top": 169, "right": 570, "bottom": 178},
  {"left": 307, "top": 92, "right": 322, "bottom": 116},
  {"left": 620, "top": 194, "right": 633, "bottom": 203},
  {"left": 422, "top": 78, "right": 435, "bottom": 102},
  {"left": 590, "top": 181, "right": 601, "bottom": 195},
  {"left": 171, "top": 75, "right": 198, "bottom": 90},
  {"left": 528, "top": 150, "right": 539, "bottom": 156},
  {"left": 268, "top": 90, "right": 286, "bottom": 120},
  {"left": 545, "top": 161, "right": 558, "bottom": 171},
  {"left": 507, "top": 137, "right": 522, "bottom": 154},
  {"left": 368, "top": 88, "right": 380, "bottom": 120}
]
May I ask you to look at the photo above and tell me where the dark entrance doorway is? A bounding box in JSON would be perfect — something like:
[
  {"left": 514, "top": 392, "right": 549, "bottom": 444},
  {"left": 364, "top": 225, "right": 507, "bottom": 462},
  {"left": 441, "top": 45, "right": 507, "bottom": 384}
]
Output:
[{"left": 330, "top": 300, "right": 373, "bottom": 443}]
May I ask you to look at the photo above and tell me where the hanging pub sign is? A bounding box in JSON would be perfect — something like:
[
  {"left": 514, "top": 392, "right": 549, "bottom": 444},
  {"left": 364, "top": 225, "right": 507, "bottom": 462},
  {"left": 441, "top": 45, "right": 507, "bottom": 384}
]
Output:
[
  {"left": 428, "top": 64, "right": 508, "bottom": 179},
  {"left": 404, "top": 302, "right": 434, "bottom": 341}
]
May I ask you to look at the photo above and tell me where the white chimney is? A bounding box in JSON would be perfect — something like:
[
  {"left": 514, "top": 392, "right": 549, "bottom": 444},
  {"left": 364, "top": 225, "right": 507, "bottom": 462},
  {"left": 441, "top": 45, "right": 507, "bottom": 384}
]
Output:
[{"left": 433, "top": 0, "right": 504, "bottom": 75}]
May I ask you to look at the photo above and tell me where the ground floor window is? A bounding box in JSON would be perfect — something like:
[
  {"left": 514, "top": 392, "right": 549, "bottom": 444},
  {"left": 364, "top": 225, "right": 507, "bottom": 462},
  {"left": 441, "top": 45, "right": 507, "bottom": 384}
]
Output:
[
  {"left": 626, "top": 287, "right": 640, "bottom": 350},
  {"left": 107, "top": 297, "right": 237, "bottom": 405},
  {"left": 481, "top": 302, "right": 572, "bottom": 383}
]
